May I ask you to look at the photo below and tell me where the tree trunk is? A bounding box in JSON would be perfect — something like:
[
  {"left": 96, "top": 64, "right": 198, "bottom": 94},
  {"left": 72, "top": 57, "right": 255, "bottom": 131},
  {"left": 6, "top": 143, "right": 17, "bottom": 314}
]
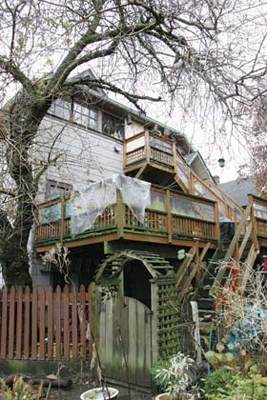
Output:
[
  {"left": 0, "top": 94, "right": 51, "bottom": 287},
  {"left": 1, "top": 241, "right": 32, "bottom": 287}
]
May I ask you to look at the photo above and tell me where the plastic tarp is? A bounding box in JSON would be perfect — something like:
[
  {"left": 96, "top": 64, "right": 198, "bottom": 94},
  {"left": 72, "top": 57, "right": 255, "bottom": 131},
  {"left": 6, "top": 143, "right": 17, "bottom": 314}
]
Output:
[
  {"left": 70, "top": 180, "right": 116, "bottom": 236},
  {"left": 114, "top": 174, "right": 151, "bottom": 223},
  {"left": 70, "top": 175, "right": 151, "bottom": 236}
]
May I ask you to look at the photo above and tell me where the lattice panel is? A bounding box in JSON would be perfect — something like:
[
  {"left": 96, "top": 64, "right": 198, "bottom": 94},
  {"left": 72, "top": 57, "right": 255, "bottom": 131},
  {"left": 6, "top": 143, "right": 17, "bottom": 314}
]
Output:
[{"left": 157, "top": 281, "right": 180, "bottom": 358}]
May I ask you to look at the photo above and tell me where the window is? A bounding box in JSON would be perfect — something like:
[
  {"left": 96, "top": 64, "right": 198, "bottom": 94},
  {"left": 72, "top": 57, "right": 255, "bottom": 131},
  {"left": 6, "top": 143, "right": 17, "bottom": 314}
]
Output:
[
  {"left": 73, "top": 103, "right": 98, "bottom": 130},
  {"left": 48, "top": 99, "right": 71, "bottom": 120},
  {"left": 46, "top": 180, "right": 72, "bottom": 200},
  {"left": 48, "top": 99, "right": 98, "bottom": 130},
  {"left": 102, "top": 113, "right": 124, "bottom": 139}
]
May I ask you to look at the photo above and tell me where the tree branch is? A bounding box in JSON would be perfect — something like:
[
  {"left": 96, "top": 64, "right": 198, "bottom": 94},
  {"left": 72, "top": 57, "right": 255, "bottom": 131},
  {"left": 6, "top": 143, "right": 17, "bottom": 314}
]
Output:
[
  {"left": 0, "top": 56, "right": 34, "bottom": 93},
  {"left": 62, "top": 77, "right": 162, "bottom": 112}
]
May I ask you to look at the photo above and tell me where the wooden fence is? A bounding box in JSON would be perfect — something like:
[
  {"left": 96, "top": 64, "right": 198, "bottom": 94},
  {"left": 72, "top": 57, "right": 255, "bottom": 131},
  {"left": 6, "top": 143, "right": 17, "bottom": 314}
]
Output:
[{"left": 0, "top": 285, "right": 93, "bottom": 362}]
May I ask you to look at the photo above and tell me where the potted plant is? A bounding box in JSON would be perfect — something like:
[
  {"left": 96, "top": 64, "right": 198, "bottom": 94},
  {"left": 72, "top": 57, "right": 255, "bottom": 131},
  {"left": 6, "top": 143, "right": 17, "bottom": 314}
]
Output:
[{"left": 152, "top": 352, "right": 197, "bottom": 400}]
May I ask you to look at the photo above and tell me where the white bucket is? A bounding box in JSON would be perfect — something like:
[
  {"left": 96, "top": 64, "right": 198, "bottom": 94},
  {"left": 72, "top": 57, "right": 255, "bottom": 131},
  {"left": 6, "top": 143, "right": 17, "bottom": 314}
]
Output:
[{"left": 80, "top": 387, "right": 119, "bottom": 400}]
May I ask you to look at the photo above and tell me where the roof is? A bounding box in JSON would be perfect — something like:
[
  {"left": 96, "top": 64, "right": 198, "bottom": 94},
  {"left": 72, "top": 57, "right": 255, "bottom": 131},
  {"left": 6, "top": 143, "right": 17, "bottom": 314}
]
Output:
[
  {"left": 185, "top": 151, "right": 214, "bottom": 182},
  {"left": 220, "top": 176, "right": 258, "bottom": 207}
]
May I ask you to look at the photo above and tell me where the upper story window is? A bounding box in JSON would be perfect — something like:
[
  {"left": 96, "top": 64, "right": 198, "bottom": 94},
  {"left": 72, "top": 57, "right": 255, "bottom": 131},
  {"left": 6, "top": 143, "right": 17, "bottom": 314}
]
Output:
[
  {"left": 73, "top": 103, "right": 98, "bottom": 130},
  {"left": 48, "top": 99, "right": 98, "bottom": 130},
  {"left": 49, "top": 99, "right": 71, "bottom": 120},
  {"left": 102, "top": 112, "right": 124, "bottom": 140}
]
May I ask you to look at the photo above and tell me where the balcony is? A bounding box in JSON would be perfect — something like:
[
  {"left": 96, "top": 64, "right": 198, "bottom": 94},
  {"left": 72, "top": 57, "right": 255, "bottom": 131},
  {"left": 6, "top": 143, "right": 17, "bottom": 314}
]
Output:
[
  {"left": 124, "top": 131, "right": 191, "bottom": 191},
  {"left": 34, "top": 188, "right": 220, "bottom": 251}
]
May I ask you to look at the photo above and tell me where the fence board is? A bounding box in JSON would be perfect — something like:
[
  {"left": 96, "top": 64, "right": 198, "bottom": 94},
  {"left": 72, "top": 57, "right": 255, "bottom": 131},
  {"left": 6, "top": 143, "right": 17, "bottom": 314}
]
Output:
[
  {"left": 0, "top": 285, "right": 92, "bottom": 362},
  {"left": 55, "top": 285, "right": 61, "bottom": 360},
  {"left": 0, "top": 288, "right": 8, "bottom": 359},
  {"left": 23, "top": 286, "right": 30, "bottom": 359},
  {"left": 47, "top": 286, "right": 53, "bottom": 360},
  {"left": 31, "top": 287, "right": 38, "bottom": 360},
  {"left": 71, "top": 288, "right": 78, "bottom": 361},
  {"left": 8, "top": 287, "right": 15, "bottom": 359},
  {"left": 15, "top": 286, "right": 23, "bottom": 359},
  {"left": 63, "top": 285, "right": 70, "bottom": 361},
  {"left": 80, "top": 285, "right": 87, "bottom": 361},
  {"left": 39, "top": 288, "right": 46, "bottom": 360}
]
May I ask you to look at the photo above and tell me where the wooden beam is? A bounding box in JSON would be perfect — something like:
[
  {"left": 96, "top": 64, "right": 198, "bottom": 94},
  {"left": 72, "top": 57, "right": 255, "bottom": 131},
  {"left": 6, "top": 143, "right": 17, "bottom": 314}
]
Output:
[
  {"left": 176, "top": 242, "right": 198, "bottom": 289},
  {"left": 135, "top": 162, "right": 147, "bottom": 179}
]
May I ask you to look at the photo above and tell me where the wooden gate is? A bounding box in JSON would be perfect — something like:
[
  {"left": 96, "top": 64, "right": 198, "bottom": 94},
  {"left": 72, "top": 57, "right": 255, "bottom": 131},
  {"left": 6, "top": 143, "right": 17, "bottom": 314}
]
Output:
[{"left": 97, "top": 296, "right": 152, "bottom": 389}]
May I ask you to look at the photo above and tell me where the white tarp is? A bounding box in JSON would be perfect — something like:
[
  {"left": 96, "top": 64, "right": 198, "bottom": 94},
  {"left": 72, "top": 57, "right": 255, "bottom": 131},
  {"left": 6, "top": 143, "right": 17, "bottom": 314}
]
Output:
[
  {"left": 114, "top": 174, "right": 151, "bottom": 223},
  {"left": 70, "top": 175, "right": 151, "bottom": 236},
  {"left": 70, "top": 180, "right": 116, "bottom": 236}
]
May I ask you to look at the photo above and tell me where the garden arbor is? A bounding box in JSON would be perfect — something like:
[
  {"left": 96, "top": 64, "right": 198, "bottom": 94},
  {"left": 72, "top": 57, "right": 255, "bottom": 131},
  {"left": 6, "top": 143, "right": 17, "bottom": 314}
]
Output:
[{"left": 94, "top": 250, "right": 179, "bottom": 389}]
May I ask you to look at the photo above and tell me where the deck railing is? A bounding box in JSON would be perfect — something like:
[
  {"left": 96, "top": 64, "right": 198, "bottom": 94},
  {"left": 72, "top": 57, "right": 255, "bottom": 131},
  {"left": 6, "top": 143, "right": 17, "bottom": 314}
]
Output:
[
  {"left": 34, "top": 188, "right": 219, "bottom": 245},
  {"left": 252, "top": 195, "right": 267, "bottom": 238}
]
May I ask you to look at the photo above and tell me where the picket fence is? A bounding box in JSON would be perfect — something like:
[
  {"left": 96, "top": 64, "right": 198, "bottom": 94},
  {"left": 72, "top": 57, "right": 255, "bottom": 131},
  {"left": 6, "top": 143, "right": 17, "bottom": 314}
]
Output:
[{"left": 0, "top": 285, "right": 93, "bottom": 362}]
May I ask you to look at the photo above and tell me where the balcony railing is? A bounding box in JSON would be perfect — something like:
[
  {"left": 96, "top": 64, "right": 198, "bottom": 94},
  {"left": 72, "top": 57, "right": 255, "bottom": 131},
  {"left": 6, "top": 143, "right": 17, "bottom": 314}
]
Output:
[
  {"left": 252, "top": 195, "right": 267, "bottom": 238},
  {"left": 124, "top": 131, "right": 175, "bottom": 172},
  {"left": 124, "top": 131, "right": 244, "bottom": 222},
  {"left": 34, "top": 188, "right": 220, "bottom": 247}
]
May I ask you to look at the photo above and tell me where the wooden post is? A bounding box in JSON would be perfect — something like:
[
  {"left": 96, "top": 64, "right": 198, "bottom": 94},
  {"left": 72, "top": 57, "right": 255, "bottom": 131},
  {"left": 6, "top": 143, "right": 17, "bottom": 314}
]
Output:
[
  {"left": 59, "top": 197, "right": 66, "bottom": 244},
  {"left": 214, "top": 202, "right": 220, "bottom": 240},
  {"left": 144, "top": 130, "right": 151, "bottom": 164},
  {"left": 172, "top": 142, "right": 177, "bottom": 174},
  {"left": 116, "top": 190, "right": 124, "bottom": 238},
  {"left": 166, "top": 190, "right": 172, "bottom": 243},
  {"left": 248, "top": 195, "right": 259, "bottom": 251}
]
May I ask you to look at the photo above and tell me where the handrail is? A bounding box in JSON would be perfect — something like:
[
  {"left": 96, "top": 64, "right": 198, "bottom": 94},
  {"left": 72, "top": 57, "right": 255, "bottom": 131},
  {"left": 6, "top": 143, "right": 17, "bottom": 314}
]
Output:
[
  {"left": 210, "top": 195, "right": 261, "bottom": 297},
  {"left": 124, "top": 130, "right": 145, "bottom": 144}
]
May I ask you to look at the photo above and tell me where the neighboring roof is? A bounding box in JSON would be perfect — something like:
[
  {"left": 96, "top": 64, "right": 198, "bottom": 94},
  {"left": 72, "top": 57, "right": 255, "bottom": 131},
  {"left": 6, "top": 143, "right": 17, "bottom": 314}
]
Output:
[{"left": 220, "top": 176, "right": 258, "bottom": 207}]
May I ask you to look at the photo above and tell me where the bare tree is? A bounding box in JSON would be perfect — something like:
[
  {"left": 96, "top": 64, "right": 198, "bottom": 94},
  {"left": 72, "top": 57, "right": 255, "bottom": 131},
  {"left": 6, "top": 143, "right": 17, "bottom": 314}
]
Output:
[
  {"left": 0, "top": 0, "right": 267, "bottom": 286},
  {"left": 238, "top": 97, "right": 267, "bottom": 194}
]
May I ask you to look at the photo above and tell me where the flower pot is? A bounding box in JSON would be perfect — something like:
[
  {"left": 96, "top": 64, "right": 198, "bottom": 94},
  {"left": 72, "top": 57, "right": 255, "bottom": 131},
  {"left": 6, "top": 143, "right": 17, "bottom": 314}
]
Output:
[{"left": 80, "top": 387, "right": 119, "bottom": 400}]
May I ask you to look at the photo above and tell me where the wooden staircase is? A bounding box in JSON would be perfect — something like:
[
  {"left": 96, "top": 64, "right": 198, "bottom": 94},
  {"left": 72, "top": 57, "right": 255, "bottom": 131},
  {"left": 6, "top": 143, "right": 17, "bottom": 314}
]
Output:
[{"left": 192, "top": 196, "right": 261, "bottom": 351}]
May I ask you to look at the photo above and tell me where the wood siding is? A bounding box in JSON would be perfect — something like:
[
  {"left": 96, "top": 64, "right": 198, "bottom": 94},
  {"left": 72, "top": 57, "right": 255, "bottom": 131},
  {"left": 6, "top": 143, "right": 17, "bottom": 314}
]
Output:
[{"left": 35, "top": 117, "right": 123, "bottom": 202}]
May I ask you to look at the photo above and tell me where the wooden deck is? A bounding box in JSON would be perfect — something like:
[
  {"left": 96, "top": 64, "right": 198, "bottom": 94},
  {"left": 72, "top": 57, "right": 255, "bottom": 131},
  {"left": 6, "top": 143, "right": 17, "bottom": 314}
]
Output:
[{"left": 34, "top": 188, "right": 220, "bottom": 252}]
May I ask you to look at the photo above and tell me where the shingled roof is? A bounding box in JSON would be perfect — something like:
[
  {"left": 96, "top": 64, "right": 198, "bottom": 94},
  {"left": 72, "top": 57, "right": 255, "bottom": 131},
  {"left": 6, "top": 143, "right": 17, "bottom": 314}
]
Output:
[{"left": 220, "top": 176, "right": 258, "bottom": 207}]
